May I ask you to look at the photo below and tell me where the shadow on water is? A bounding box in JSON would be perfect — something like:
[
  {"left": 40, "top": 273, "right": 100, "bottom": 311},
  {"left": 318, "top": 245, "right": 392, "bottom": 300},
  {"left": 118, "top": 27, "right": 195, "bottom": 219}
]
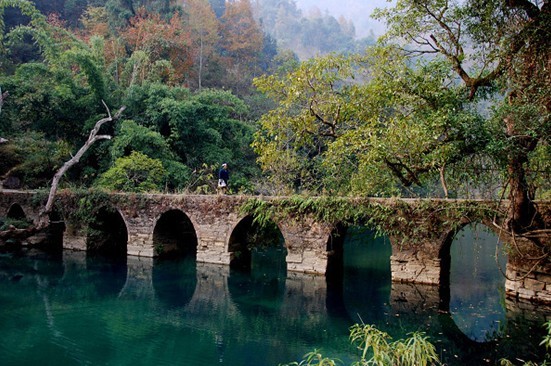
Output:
[{"left": 0, "top": 248, "right": 64, "bottom": 288}]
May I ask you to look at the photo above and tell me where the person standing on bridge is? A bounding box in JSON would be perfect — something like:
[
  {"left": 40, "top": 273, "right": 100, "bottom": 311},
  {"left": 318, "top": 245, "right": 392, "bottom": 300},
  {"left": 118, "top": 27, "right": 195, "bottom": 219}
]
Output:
[{"left": 218, "top": 163, "right": 229, "bottom": 194}]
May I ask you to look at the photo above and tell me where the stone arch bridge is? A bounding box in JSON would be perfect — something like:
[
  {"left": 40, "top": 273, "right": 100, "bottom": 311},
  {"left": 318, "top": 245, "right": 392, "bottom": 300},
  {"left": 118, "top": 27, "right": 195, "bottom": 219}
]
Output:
[{"left": 1, "top": 189, "right": 550, "bottom": 304}]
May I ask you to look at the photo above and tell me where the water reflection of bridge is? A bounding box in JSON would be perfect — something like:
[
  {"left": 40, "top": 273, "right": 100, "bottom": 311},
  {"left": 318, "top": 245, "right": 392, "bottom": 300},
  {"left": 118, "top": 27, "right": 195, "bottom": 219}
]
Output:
[
  {"left": 14, "top": 249, "right": 547, "bottom": 365},
  {"left": 1, "top": 190, "right": 550, "bottom": 305},
  {"left": 0, "top": 246, "right": 546, "bottom": 364}
]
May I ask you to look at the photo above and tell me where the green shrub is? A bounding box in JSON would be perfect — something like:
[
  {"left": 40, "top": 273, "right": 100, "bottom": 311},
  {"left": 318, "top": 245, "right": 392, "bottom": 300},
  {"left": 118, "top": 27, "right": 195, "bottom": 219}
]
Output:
[{"left": 96, "top": 151, "right": 166, "bottom": 192}]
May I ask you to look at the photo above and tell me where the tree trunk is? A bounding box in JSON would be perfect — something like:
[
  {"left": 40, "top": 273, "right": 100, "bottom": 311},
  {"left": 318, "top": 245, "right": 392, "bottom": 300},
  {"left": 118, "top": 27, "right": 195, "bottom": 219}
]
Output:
[
  {"left": 37, "top": 103, "right": 126, "bottom": 228},
  {"left": 439, "top": 165, "right": 448, "bottom": 199},
  {"left": 506, "top": 158, "right": 538, "bottom": 232},
  {"left": 0, "top": 103, "right": 125, "bottom": 244},
  {"left": 504, "top": 113, "right": 541, "bottom": 234}
]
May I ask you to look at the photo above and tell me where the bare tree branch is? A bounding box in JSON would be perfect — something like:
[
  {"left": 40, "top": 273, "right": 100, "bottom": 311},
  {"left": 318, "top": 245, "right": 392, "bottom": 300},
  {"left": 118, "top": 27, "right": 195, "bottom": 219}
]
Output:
[
  {"left": 0, "top": 87, "right": 8, "bottom": 144},
  {"left": 38, "top": 102, "right": 126, "bottom": 228}
]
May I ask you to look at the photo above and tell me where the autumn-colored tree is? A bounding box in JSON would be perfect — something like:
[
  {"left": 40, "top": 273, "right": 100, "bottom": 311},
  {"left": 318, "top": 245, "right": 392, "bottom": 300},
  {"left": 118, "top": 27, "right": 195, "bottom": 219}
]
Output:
[
  {"left": 120, "top": 8, "right": 192, "bottom": 84},
  {"left": 183, "top": 0, "right": 220, "bottom": 90},
  {"left": 219, "top": 0, "right": 263, "bottom": 94},
  {"left": 220, "top": 0, "right": 262, "bottom": 62}
]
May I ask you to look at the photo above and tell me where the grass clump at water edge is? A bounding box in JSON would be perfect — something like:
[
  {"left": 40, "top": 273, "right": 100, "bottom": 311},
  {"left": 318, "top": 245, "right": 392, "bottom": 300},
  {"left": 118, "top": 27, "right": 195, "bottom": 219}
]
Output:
[{"left": 280, "top": 323, "right": 441, "bottom": 366}]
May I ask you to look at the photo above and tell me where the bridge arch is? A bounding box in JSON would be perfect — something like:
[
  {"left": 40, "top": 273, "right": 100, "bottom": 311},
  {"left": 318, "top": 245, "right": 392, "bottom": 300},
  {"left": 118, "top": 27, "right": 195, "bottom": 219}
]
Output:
[
  {"left": 438, "top": 221, "right": 508, "bottom": 299},
  {"left": 86, "top": 205, "right": 128, "bottom": 258},
  {"left": 325, "top": 223, "right": 348, "bottom": 282},
  {"left": 227, "top": 215, "right": 286, "bottom": 272},
  {"left": 438, "top": 222, "right": 508, "bottom": 341},
  {"left": 153, "top": 209, "right": 198, "bottom": 259},
  {"left": 325, "top": 224, "right": 393, "bottom": 323},
  {"left": 6, "top": 203, "right": 26, "bottom": 220},
  {"left": 227, "top": 214, "right": 287, "bottom": 314}
]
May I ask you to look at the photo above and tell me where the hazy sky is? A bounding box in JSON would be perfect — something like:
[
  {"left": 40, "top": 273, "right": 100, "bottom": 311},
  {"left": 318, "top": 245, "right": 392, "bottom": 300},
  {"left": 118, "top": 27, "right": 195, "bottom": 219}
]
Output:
[{"left": 295, "top": 0, "right": 395, "bottom": 37}]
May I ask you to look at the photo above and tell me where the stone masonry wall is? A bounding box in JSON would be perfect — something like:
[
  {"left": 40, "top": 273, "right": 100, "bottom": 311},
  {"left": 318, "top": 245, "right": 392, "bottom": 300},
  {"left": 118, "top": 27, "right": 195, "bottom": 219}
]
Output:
[{"left": 1, "top": 190, "right": 550, "bottom": 305}]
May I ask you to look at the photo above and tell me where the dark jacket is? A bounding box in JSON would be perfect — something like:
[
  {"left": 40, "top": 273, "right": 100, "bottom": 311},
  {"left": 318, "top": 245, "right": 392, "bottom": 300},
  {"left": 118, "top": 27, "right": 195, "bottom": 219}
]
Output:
[{"left": 219, "top": 167, "right": 229, "bottom": 183}]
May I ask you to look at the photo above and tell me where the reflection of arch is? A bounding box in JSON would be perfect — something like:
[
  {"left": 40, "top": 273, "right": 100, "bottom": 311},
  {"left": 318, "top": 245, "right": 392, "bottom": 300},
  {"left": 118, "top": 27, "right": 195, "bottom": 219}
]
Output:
[
  {"left": 153, "top": 209, "right": 197, "bottom": 259},
  {"left": 325, "top": 223, "right": 348, "bottom": 319},
  {"left": 227, "top": 264, "right": 286, "bottom": 315},
  {"left": 87, "top": 206, "right": 128, "bottom": 258},
  {"left": 440, "top": 223, "right": 508, "bottom": 344},
  {"left": 326, "top": 223, "right": 347, "bottom": 283},
  {"left": 438, "top": 222, "right": 508, "bottom": 312},
  {"left": 438, "top": 313, "right": 499, "bottom": 364},
  {"left": 228, "top": 215, "right": 285, "bottom": 272},
  {"left": 325, "top": 225, "right": 392, "bottom": 324},
  {"left": 7, "top": 203, "right": 26, "bottom": 220},
  {"left": 153, "top": 257, "right": 197, "bottom": 309},
  {"left": 85, "top": 255, "right": 127, "bottom": 298},
  {"left": 228, "top": 215, "right": 286, "bottom": 314}
]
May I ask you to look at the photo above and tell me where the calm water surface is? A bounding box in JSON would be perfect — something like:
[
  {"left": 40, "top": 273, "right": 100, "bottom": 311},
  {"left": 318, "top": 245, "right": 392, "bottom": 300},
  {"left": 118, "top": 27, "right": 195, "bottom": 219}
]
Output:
[{"left": 0, "top": 226, "right": 548, "bottom": 365}]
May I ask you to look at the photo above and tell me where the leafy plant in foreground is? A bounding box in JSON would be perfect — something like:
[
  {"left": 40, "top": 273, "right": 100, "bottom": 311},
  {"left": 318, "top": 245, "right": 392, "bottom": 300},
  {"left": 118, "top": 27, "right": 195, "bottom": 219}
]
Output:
[
  {"left": 281, "top": 323, "right": 441, "bottom": 366},
  {"left": 500, "top": 321, "right": 551, "bottom": 366}
]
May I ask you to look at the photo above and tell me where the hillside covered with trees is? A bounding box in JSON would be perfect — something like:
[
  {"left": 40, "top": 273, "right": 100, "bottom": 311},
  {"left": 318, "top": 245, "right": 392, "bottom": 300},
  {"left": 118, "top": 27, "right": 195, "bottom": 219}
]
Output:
[
  {"left": 0, "top": 0, "right": 549, "bottom": 237},
  {"left": 0, "top": 0, "right": 375, "bottom": 195}
]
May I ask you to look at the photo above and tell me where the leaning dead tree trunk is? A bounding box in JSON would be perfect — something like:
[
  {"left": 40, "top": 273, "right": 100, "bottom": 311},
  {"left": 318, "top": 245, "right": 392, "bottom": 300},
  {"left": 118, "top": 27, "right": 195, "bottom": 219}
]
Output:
[
  {"left": 0, "top": 86, "right": 7, "bottom": 113},
  {"left": 37, "top": 102, "right": 126, "bottom": 228},
  {"left": 0, "top": 86, "right": 8, "bottom": 144},
  {"left": 0, "top": 102, "right": 125, "bottom": 242}
]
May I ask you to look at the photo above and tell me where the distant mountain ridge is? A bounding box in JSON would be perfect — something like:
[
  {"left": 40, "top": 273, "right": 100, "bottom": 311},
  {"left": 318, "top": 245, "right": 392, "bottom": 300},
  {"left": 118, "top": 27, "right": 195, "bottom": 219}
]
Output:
[{"left": 294, "top": 0, "right": 390, "bottom": 37}]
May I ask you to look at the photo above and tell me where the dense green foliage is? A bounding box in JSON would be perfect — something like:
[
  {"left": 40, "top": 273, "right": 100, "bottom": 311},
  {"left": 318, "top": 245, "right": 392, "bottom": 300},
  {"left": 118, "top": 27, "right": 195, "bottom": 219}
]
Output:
[
  {"left": 253, "top": 0, "right": 550, "bottom": 211},
  {"left": 0, "top": 0, "right": 371, "bottom": 194},
  {"left": 0, "top": 0, "right": 548, "bottom": 220},
  {"left": 253, "top": 51, "right": 491, "bottom": 197},
  {"left": 0, "top": 0, "right": 269, "bottom": 193},
  {"left": 96, "top": 151, "right": 166, "bottom": 192},
  {"left": 285, "top": 320, "right": 551, "bottom": 366}
]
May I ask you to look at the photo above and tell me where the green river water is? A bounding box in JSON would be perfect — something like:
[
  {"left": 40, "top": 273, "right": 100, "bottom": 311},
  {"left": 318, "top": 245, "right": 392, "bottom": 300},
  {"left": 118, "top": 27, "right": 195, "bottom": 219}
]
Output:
[{"left": 0, "top": 226, "right": 548, "bottom": 365}]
